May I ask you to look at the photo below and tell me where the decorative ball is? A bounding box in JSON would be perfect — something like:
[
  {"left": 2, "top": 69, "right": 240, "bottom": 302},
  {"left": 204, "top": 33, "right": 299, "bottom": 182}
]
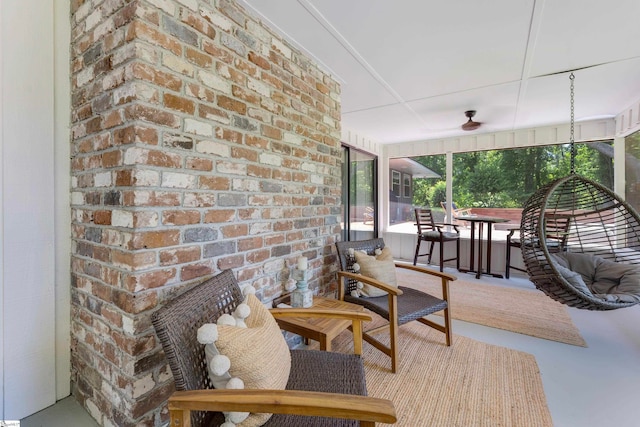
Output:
[
  {"left": 242, "top": 285, "right": 256, "bottom": 296},
  {"left": 210, "top": 354, "right": 231, "bottom": 376},
  {"left": 217, "top": 313, "right": 236, "bottom": 326},
  {"left": 234, "top": 303, "right": 250, "bottom": 320},
  {"left": 228, "top": 411, "right": 250, "bottom": 424},
  {"left": 226, "top": 377, "right": 245, "bottom": 389},
  {"left": 196, "top": 324, "right": 218, "bottom": 344}
]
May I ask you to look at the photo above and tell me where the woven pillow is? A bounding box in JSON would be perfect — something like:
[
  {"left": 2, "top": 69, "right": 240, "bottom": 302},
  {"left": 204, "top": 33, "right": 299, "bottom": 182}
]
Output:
[
  {"left": 198, "top": 293, "right": 291, "bottom": 427},
  {"left": 354, "top": 247, "right": 398, "bottom": 297}
]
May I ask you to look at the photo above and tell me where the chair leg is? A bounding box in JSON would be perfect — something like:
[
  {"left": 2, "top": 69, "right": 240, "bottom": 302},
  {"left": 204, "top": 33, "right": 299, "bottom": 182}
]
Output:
[
  {"left": 388, "top": 297, "right": 399, "bottom": 373},
  {"left": 443, "top": 306, "right": 452, "bottom": 346},
  {"left": 427, "top": 241, "right": 435, "bottom": 265},
  {"left": 439, "top": 239, "right": 445, "bottom": 272},
  {"left": 455, "top": 238, "right": 460, "bottom": 270},
  {"left": 413, "top": 238, "right": 421, "bottom": 266},
  {"left": 505, "top": 244, "right": 511, "bottom": 279}
]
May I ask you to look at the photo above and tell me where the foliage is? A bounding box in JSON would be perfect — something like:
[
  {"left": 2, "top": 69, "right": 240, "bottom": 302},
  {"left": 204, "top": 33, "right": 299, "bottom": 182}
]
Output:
[
  {"left": 430, "top": 181, "right": 447, "bottom": 207},
  {"left": 408, "top": 142, "right": 614, "bottom": 208}
]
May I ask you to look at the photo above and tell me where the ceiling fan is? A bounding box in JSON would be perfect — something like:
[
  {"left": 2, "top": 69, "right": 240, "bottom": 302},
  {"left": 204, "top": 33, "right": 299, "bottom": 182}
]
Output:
[{"left": 461, "top": 110, "right": 482, "bottom": 131}]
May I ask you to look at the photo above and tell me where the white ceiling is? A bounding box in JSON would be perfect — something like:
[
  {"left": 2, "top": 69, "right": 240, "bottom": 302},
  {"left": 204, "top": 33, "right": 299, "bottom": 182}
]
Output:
[{"left": 238, "top": 0, "right": 640, "bottom": 144}]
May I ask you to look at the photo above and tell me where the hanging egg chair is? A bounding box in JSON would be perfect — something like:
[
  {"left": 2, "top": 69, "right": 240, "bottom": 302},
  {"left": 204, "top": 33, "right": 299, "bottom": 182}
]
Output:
[
  {"left": 521, "top": 174, "right": 640, "bottom": 310},
  {"left": 520, "top": 73, "right": 640, "bottom": 310}
]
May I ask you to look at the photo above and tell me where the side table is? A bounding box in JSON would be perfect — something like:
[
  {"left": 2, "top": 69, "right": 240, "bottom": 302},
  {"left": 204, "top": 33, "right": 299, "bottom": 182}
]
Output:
[{"left": 272, "top": 297, "right": 368, "bottom": 354}]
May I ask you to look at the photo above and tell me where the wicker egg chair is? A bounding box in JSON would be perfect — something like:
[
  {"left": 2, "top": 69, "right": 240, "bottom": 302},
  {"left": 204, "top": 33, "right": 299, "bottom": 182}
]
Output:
[{"left": 520, "top": 174, "right": 640, "bottom": 310}]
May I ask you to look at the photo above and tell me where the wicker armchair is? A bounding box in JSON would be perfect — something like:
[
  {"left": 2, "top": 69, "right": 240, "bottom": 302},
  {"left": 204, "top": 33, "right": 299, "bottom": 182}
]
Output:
[
  {"left": 151, "top": 269, "right": 396, "bottom": 427},
  {"left": 335, "top": 239, "right": 456, "bottom": 373}
]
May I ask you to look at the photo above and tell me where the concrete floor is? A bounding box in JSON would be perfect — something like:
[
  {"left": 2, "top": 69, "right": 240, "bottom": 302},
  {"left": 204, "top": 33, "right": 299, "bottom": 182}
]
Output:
[{"left": 17, "top": 267, "right": 640, "bottom": 427}]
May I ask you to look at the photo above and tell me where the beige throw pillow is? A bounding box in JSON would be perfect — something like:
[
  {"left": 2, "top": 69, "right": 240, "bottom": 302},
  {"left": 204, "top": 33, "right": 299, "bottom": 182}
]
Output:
[
  {"left": 200, "top": 293, "right": 291, "bottom": 427},
  {"left": 353, "top": 247, "right": 398, "bottom": 297}
]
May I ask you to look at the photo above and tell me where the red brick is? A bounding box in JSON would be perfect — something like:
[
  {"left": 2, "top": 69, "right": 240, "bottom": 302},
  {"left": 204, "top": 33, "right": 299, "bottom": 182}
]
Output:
[
  {"left": 203, "top": 39, "right": 234, "bottom": 63},
  {"left": 180, "top": 10, "right": 216, "bottom": 39},
  {"left": 217, "top": 254, "right": 244, "bottom": 270},
  {"left": 198, "top": 104, "right": 229, "bottom": 122},
  {"left": 232, "top": 85, "right": 260, "bottom": 105},
  {"left": 247, "top": 164, "right": 270, "bottom": 178},
  {"left": 238, "top": 236, "right": 263, "bottom": 251},
  {"left": 124, "top": 268, "right": 176, "bottom": 291},
  {"left": 203, "top": 209, "right": 235, "bottom": 223},
  {"left": 220, "top": 224, "right": 248, "bottom": 238},
  {"left": 245, "top": 135, "right": 269, "bottom": 149},
  {"left": 215, "top": 127, "right": 243, "bottom": 144},
  {"left": 186, "top": 157, "right": 213, "bottom": 171},
  {"left": 131, "top": 62, "right": 182, "bottom": 92},
  {"left": 231, "top": 145, "right": 258, "bottom": 163},
  {"left": 162, "top": 210, "right": 201, "bottom": 225},
  {"left": 248, "top": 51, "right": 270, "bottom": 70},
  {"left": 159, "top": 246, "right": 201, "bottom": 266},
  {"left": 129, "top": 230, "right": 180, "bottom": 250},
  {"left": 93, "top": 210, "right": 112, "bottom": 225},
  {"left": 127, "top": 21, "right": 182, "bottom": 56},
  {"left": 185, "top": 47, "right": 213, "bottom": 68},
  {"left": 112, "top": 248, "right": 155, "bottom": 269},
  {"left": 217, "top": 63, "right": 246, "bottom": 85},
  {"left": 181, "top": 262, "right": 214, "bottom": 281},
  {"left": 187, "top": 83, "right": 215, "bottom": 102},
  {"left": 261, "top": 71, "right": 283, "bottom": 90},
  {"left": 102, "top": 150, "right": 122, "bottom": 168},
  {"left": 163, "top": 93, "right": 195, "bottom": 114},
  {"left": 199, "top": 176, "right": 230, "bottom": 191},
  {"left": 124, "top": 104, "right": 180, "bottom": 128},
  {"left": 272, "top": 169, "right": 291, "bottom": 181},
  {"left": 217, "top": 95, "right": 246, "bottom": 114},
  {"left": 261, "top": 125, "right": 282, "bottom": 140}
]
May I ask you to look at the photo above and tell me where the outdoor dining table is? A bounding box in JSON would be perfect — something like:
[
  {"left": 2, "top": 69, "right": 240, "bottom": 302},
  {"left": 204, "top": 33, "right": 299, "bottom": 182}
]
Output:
[{"left": 455, "top": 214, "right": 510, "bottom": 279}]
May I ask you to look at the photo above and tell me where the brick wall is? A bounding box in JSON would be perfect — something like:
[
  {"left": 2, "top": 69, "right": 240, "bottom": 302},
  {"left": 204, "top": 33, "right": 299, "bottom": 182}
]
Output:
[{"left": 69, "top": 0, "right": 341, "bottom": 425}]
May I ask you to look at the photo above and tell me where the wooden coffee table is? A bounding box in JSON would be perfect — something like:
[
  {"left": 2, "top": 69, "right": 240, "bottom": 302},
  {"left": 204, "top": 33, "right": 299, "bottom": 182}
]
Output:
[{"left": 273, "top": 297, "right": 367, "bottom": 353}]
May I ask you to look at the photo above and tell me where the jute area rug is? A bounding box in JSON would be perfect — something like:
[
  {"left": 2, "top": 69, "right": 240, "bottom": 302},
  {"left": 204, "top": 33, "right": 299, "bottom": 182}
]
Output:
[
  {"left": 396, "top": 268, "right": 587, "bottom": 347},
  {"left": 329, "top": 323, "right": 554, "bottom": 427}
]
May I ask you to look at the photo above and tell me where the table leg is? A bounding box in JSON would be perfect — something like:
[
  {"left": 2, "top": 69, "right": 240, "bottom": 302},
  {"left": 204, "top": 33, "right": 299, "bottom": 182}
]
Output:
[
  {"left": 485, "top": 224, "right": 504, "bottom": 278},
  {"left": 469, "top": 221, "right": 476, "bottom": 272},
  {"left": 476, "top": 222, "right": 484, "bottom": 279},
  {"left": 319, "top": 335, "right": 330, "bottom": 351},
  {"left": 486, "top": 224, "right": 492, "bottom": 275}
]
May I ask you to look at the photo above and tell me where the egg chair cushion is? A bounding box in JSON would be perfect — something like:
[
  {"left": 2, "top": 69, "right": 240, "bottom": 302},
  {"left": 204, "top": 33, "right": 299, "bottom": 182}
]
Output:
[{"left": 551, "top": 253, "right": 640, "bottom": 303}]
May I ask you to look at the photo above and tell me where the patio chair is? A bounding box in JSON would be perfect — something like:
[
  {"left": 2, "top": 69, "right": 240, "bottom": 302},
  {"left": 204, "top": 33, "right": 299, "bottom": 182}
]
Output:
[
  {"left": 440, "top": 201, "right": 472, "bottom": 224},
  {"left": 151, "top": 269, "right": 396, "bottom": 427},
  {"left": 335, "top": 238, "right": 455, "bottom": 373},
  {"left": 506, "top": 213, "right": 571, "bottom": 279},
  {"left": 413, "top": 208, "right": 461, "bottom": 272}
]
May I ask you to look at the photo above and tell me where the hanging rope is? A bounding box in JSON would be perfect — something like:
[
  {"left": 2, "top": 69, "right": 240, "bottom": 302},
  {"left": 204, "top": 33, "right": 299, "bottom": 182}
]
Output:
[{"left": 569, "top": 72, "right": 576, "bottom": 174}]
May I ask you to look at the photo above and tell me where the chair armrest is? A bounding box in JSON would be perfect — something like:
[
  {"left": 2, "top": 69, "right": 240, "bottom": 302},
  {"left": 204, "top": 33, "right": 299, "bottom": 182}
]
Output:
[
  {"left": 507, "top": 227, "right": 519, "bottom": 239},
  {"left": 336, "top": 271, "right": 404, "bottom": 296},
  {"left": 433, "top": 223, "right": 460, "bottom": 233},
  {"left": 395, "top": 263, "right": 457, "bottom": 282},
  {"left": 168, "top": 389, "right": 397, "bottom": 426},
  {"left": 394, "top": 263, "right": 456, "bottom": 302}
]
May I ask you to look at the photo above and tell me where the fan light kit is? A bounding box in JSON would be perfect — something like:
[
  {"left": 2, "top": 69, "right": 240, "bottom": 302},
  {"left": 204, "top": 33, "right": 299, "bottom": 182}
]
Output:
[{"left": 461, "top": 110, "right": 481, "bottom": 131}]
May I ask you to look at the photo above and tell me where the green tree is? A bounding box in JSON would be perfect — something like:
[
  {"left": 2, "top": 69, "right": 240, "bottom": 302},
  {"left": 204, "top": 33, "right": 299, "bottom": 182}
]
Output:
[{"left": 401, "top": 141, "right": 614, "bottom": 210}]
